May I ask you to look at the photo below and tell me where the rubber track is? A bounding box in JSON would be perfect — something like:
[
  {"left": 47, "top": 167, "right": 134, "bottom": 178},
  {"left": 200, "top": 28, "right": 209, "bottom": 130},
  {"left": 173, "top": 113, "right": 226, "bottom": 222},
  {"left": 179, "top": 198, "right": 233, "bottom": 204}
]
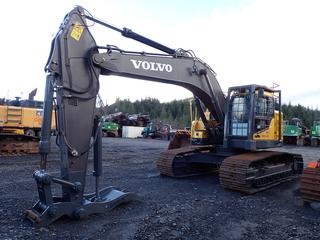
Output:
[
  {"left": 156, "top": 145, "right": 216, "bottom": 177},
  {"left": 219, "top": 151, "right": 303, "bottom": 194},
  {"left": 300, "top": 167, "right": 320, "bottom": 202}
]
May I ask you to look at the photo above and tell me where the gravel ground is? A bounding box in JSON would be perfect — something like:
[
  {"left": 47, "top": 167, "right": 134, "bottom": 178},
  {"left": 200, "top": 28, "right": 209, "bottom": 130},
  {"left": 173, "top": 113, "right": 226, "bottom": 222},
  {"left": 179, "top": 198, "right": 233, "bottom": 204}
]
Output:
[{"left": 0, "top": 138, "right": 320, "bottom": 240}]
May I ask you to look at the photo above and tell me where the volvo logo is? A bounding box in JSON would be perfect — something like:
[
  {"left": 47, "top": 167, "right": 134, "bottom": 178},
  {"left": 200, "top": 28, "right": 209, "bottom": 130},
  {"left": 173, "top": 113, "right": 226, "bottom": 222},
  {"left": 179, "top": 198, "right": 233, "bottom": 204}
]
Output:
[{"left": 130, "top": 59, "right": 173, "bottom": 73}]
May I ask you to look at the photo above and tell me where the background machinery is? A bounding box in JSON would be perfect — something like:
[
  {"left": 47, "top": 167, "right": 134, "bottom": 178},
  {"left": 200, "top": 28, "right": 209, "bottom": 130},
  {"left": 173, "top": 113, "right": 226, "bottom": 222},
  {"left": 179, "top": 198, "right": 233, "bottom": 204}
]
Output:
[
  {"left": 26, "top": 6, "right": 304, "bottom": 226},
  {"left": 311, "top": 120, "right": 320, "bottom": 147},
  {"left": 167, "top": 98, "right": 211, "bottom": 149},
  {"left": 188, "top": 98, "right": 214, "bottom": 145},
  {"left": 0, "top": 91, "right": 56, "bottom": 155},
  {"left": 283, "top": 118, "right": 310, "bottom": 146},
  {"left": 142, "top": 122, "right": 173, "bottom": 140},
  {"left": 102, "top": 121, "right": 119, "bottom": 137}
]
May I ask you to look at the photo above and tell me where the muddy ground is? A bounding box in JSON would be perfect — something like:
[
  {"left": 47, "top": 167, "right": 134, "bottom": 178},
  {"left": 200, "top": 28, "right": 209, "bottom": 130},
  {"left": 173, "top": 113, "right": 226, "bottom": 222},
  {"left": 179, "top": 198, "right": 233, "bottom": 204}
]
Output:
[{"left": 0, "top": 138, "right": 320, "bottom": 240}]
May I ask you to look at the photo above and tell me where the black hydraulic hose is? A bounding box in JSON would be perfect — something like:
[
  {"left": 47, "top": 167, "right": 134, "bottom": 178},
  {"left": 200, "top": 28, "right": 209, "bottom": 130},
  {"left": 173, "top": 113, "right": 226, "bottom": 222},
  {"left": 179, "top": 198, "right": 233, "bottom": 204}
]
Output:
[
  {"left": 278, "top": 91, "right": 282, "bottom": 143},
  {"left": 60, "top": 117, "right": 102, "bottom": 157},
  {"left": 199, "top": 69, "right": 224, "bottom": 124},
  {"left": 39, "top": 75, "right": 55, "bottom": 170},
  {"left": 60, "top": 12, "right": 99, "bottom": 98},
  {"left": 84, "top": 14, "right": 176, "bottom": 54}
]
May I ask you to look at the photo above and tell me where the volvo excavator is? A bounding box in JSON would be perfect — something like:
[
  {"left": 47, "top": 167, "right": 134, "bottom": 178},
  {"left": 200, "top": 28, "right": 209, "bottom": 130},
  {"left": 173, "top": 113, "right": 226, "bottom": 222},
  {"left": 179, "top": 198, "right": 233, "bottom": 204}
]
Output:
[{"left": 26, "top": 6, "right": 305, "bottom": 226}]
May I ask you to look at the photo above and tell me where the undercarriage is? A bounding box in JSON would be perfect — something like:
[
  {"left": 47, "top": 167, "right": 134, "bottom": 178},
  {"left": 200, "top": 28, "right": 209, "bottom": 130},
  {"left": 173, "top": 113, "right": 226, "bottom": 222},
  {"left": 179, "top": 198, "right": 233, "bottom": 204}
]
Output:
[
  {"left": 156, "top": 147, "right": 303, "bottom": 194},
  {"left": 0, "top": 133, "right": 39, "bottom": 156}
]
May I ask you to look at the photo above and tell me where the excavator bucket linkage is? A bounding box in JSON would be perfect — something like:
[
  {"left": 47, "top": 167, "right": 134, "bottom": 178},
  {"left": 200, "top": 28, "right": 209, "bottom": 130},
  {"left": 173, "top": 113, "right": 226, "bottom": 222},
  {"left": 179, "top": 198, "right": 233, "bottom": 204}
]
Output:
[{"left": 25, "top": 174, "right": 139, "bottom": 226}]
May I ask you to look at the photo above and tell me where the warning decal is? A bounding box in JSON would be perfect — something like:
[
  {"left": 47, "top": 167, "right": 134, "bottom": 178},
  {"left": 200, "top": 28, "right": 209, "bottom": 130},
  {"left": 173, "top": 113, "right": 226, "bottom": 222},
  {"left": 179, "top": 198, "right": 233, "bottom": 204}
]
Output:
[{"left": 70, "top": 22, "right": 84, "bottom": 41}]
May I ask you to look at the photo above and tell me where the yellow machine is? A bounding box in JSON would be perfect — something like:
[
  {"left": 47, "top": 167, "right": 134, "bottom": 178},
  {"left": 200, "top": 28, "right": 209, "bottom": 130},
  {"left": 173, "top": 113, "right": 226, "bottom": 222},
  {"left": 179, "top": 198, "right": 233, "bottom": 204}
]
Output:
[
  {"left": 189, "top": 98, "right": 216, "bottom": 145},
  {"left": 167, "top": 100, "right": 214, "bottom": 149},
  {"left": 0, "top": 98, "right": 56, "bottom": 154},
  {"left": 1, "top": 105, "right": 43, "bottom": 136}
]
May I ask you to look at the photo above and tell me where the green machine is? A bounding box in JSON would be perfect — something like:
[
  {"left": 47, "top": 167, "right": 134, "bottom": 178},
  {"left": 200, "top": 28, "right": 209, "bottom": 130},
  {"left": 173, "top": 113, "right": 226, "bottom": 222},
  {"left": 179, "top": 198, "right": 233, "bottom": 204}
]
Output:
[
  {"left": 311, "top": 120, "right": 320, "bottom": 147},
  {"left": 283, "top": 118, "right": 308, "bottom": 146},
  {"left": 142, "top": 122, "right": 172, "bottom": 140},
  {"left": 102, "top": 121, "right": 119, "bottom": 137}
]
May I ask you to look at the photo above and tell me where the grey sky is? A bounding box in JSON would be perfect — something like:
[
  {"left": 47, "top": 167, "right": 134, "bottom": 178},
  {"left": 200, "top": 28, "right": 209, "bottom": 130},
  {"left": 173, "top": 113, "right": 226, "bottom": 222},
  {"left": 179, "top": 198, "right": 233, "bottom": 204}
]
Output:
[{"left": 1, "top": 0, "right": 319, "bottom": 108}]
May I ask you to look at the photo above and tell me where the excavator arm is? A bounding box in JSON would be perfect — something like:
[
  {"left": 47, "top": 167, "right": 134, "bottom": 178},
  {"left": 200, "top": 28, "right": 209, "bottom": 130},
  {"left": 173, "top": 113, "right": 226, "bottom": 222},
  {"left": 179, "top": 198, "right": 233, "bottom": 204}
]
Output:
[
  {"left": 26, "top": 6, "right": 226, "bottom": 226},
  {"left": 93, "top": 48, "right": 226, "bottom": 125},
  {"left": 46, "top": 6, "right": 226, "bottom": 124}
]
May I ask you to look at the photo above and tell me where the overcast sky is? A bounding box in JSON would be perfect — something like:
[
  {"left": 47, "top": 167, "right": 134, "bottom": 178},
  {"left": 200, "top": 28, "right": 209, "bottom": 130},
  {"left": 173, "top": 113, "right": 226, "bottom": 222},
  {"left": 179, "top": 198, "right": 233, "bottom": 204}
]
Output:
[{"left": 1, "top": 0, "right": 319, "bottom": 108}]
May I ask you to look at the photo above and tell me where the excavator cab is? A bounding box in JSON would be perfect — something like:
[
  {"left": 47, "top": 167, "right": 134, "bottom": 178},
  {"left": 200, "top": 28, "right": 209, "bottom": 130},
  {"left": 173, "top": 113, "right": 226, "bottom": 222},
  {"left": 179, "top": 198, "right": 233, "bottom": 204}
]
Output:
[
  {"left": 183, "top": 85, "right": 282, "bottom": 150},
  {"left": 224, "top": 85, "right": 282, "bottom": 150}
]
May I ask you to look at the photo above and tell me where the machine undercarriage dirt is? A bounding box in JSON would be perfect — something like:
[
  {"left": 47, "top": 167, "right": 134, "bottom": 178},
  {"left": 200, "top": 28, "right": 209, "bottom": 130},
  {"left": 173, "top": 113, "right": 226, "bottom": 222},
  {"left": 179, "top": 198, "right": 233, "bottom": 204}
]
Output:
[{"left": 25, "top": 6, "right": 309, "bottom": 226}]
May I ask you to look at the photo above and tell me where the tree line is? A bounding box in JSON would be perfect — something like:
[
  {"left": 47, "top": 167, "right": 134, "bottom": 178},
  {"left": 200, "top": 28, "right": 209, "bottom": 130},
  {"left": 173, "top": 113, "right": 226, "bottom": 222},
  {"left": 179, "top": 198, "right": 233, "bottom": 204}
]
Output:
[
  {"left": 106, "top": 98, "right": 191, "bottom": 128},
  {"left": 106, "top": 98, "right": 320, "bottom": 128},
  {"left": 282, "top": 103, "right": 320, "bottom": 128}
]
